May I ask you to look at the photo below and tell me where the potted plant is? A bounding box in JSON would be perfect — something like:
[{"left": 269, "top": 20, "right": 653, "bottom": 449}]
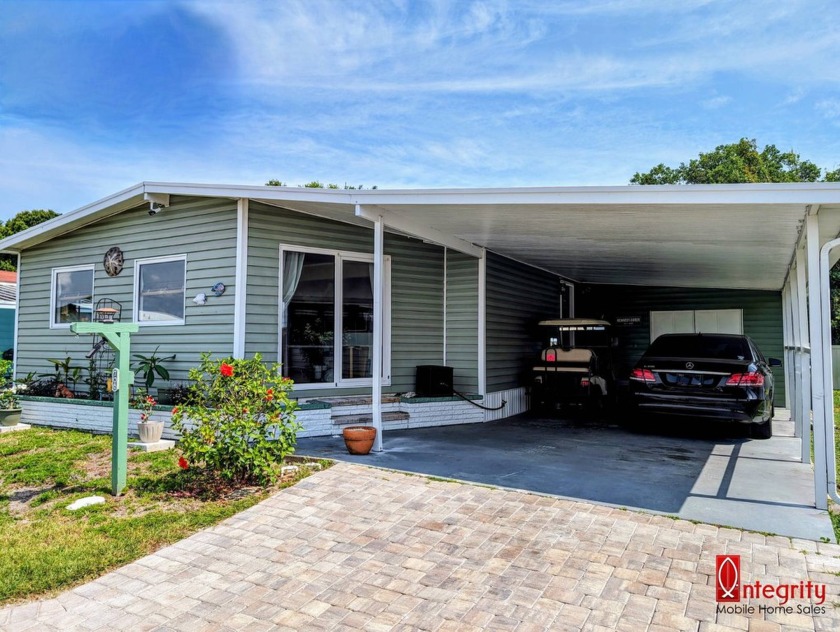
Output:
[
  {"left": 0, "top": 383, "right": 26, "bottom": 427},
  {"left": 132, "top": 346, "right": 176, "bottom": 395},
  {"left": 133, "top": 390, "right": 163, "bottom": 443}
]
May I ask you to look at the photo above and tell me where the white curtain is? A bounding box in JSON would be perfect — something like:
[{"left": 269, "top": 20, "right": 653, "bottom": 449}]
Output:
[{"left": 281, "top": 251, "right": 305, "bottom": 327}]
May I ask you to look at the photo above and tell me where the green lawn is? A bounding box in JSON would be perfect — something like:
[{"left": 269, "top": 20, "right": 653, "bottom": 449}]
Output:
[{"left": 0, "top": 427, "right": 323, "bottom": 606}]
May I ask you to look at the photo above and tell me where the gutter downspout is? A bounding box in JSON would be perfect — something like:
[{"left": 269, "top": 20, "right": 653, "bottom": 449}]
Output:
[{"left": 819, "top": 237, "right": 840, "bottom": 505}]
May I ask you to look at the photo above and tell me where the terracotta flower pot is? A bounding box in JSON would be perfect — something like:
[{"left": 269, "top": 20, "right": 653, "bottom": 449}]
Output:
[{"left": 342, "top": 425, "right": 376, "bottom": 455}]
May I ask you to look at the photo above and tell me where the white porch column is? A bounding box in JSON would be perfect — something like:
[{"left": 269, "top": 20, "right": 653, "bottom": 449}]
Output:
[
  {"left": 372, "top": 212, "right": 384, "bottom": 452},
  {"left": 795, "top": 248, "right": 811, "bottom": 466},
  {"left": 806, "top": 212, "right": 828, "bottom": 509},
  {"left": 478, "top": 249, "right": 486, "bottom": 396},
  {"left": 781, "top": 280, "right": 792, "bottom": 411},
  {"left": 233, "top": 198, "right": 249, "bottom": 359}
]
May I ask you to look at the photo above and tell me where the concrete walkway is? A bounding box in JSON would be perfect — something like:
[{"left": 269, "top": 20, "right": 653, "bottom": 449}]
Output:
[
  {"left": 298, "top": 411, "right": 834, "bottom": 541},
  {"left": 2, "top": 463, "right": 839, "bottom": 631}
]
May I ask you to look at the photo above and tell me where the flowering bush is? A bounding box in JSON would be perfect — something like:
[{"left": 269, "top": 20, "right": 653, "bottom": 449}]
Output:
[{"left": 171, "top": 353, "right": 299, "bottom": 484}]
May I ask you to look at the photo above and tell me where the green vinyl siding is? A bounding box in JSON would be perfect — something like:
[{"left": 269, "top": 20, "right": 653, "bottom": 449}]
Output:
[
  {"left": 390, "top": 238, "right": 445, "bottom": 391},
  {"left": 486, "top": 252, "right": 564, "bottom": 391},
  {"left": 445, "top": 251, "right": 479, "bottom": 393},
  {"left": 16, "top": 196, "right": 237, "bottom": 385},
  {"left": 245, "top": 202, "right": 446, "bottom": 396},
  {"left": 578, "top": 285, "right": 785, "bottom": 405}
]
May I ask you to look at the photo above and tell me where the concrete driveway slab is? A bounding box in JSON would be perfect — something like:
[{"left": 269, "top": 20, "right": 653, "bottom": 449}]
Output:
[
  {"left": 2, "top": 463, "right": 839, "bottom": 631},
  {"left": 297, "top": 412, "right": 833, "bottom": 541}
]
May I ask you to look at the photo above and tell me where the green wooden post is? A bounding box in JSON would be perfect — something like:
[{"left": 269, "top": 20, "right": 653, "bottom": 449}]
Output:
[{"left": 71, "top": 322, "right": 139, "bottom": 496}]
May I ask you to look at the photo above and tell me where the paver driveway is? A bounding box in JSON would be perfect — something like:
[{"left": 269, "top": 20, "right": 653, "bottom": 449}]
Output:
[{"left": 2, "top": 463, "right": 839, "bottom": 631}]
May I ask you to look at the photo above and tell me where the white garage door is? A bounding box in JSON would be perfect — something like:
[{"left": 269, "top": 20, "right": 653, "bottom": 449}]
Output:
[{"left": 650, "top": 309, "right": 743, "bottom": 342}]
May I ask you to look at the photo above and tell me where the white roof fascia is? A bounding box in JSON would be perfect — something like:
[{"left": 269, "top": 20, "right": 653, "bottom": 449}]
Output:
[
  {"left": 144, "top": 182, "right": 356, "bottom": 205},
  {"left": 355, "top": 203, "right": 483, "bottom": 258},
  {"left": 347, "top": 182, "right": 840, "bottom": 207},
  {"left": 0, "top": 183, "right": 147, "bottom": 251},
  {"left": 144, "top": 181, "right": 840, "bottom": 207}
]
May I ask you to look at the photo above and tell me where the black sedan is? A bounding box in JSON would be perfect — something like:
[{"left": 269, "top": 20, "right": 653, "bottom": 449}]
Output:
[{"left": 628, "top": 333, "right": 780, "bottom": 439}]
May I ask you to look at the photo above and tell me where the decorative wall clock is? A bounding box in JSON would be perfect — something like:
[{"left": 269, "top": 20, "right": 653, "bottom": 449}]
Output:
[{"left": 103, "top": 247, "right": 124, "bottom": 277}]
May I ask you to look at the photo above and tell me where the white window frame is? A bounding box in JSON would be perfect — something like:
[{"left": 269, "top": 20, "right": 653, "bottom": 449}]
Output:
[
  {"left": 50, "top": 264, "right": 94, "bottom": 329},
  {"left": 133, "top": 254, "right": 187, "bottom": 327},
  {"left": 279, "top": 245, "right": 391, "bottom": 390}
]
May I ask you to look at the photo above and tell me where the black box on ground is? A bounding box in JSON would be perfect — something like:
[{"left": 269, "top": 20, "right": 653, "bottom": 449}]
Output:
[{"left": 415, "top": 365, "right": 454, "bottom": 397}]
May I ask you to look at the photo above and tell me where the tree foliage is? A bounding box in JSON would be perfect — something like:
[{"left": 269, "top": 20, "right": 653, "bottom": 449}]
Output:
[
  {"left": 0, "top": 209, "right": 60, "bottom": 271},
  {"left": 266, "top": 179, "right": 376, "bottom": 190},
  {"left": 631, "top": 138, "right": 833, "bottom": 185}
]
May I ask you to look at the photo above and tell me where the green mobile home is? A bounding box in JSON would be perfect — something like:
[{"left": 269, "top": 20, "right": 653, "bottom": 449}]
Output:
[{"left": 2, "top": 181, "right": 838, "bottom": 510}]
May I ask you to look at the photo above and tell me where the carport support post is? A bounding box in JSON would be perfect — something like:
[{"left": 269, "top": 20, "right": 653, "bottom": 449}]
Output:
[
  {"left": 70, "top": 322, "right": 138, "bottom": 496},
  {"left": 372, "top": 212, "right": 384, "bottom": 452},
  {"left": 795, "top": 248, "right": 811, "bottom": 466},
  {"left": 805, "top": 213, "right": 828, "bottom": 510},
  {"left": 781, "top": 282, "right": 792, "bottom": 412}
]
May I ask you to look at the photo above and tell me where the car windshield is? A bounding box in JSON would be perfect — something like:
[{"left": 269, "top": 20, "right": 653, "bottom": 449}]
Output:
[{"left": 646, "top": 335, "right": 751, "bottom": 361}]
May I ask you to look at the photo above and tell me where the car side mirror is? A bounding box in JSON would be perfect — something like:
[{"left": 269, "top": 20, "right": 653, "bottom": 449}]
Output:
[{"left": 768, "top": 358, "right": 782, "bottom": 367}]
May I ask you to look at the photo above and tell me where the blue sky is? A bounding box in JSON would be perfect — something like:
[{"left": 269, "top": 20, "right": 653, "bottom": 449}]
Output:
[{"left": 1, "top": 0, "right": 839, "bottom": 219}]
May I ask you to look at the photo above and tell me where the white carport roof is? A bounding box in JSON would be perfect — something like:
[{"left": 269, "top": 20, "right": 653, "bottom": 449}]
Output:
[{"left": 2, "top": 181, "right": 840, "bottom": 290}]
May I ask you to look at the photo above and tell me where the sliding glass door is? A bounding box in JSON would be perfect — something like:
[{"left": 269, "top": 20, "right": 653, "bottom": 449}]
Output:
[
  {"left": 342, "top": 260, "right": 374, "bottom": 380},
  {"left": 280, "top": 247, "right": 389, "bottom": 388}
]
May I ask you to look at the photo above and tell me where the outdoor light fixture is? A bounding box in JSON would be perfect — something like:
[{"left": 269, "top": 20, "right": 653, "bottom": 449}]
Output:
[{"left": 148, "top": 202, "right": 165, "bottom": 216}]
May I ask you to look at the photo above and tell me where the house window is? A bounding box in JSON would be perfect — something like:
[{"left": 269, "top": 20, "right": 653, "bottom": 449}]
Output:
[
  {"left": 280, "top": 246, "right": 390, "bottom": 388},
  {"left": 134, "top": 256, "right": 186, "bottom": 325},
  {"left": 51, "top": 265, "right": 94, "bottom": 327}
]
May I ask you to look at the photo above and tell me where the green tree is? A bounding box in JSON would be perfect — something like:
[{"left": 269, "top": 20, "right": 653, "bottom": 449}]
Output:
[
  {"left": 0, "top": 209, "right": 60, "bottom": 271},
  {"left": 631, "top": 138, "right": 833, "bottom": 185},
  {"left": 266, "top": 179, "right": 376, "bottom": 190}
]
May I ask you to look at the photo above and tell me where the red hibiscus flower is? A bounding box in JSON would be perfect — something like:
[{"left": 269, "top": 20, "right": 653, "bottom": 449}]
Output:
[
  {"left": 171, "top": 406, "right": 179, "bottom": 415},
  {"left": 220, "top": 363, "right": 234, "bottom": 377},
  {"left": 178, "top": 456, "right": 189, "bottom": 470},
  {"left": 264, "top": 388, "right": 274, "bottom": 401}
]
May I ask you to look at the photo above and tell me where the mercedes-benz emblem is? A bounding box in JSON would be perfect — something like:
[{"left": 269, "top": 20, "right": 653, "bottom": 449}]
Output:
[{"left": 685, "top": 362, "right": 695, "bottom": 369}]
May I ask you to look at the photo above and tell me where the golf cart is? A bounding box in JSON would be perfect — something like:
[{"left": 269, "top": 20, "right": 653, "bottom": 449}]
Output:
[{"left": 530, "top": 318, "right": 615, "bottom": 415}]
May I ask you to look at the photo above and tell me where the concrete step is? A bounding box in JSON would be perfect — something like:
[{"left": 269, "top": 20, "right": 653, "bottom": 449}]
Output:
[
  {"left": 314, "top": 395, "right": 401, "bottom": 407},
  {"left": 332, "top": 411, "right": 410, "bottom": 426}
]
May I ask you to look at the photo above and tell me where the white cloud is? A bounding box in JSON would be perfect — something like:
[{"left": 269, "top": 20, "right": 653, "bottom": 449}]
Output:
[
  {"left": 181, "top": 0, "right": 840, "bottom": 99},
  {"left": 702, "top": 96, "right": 731, "bottom": 109},
  {"left": 816, "top": 99, "right": 840, "bottom": 120}
]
